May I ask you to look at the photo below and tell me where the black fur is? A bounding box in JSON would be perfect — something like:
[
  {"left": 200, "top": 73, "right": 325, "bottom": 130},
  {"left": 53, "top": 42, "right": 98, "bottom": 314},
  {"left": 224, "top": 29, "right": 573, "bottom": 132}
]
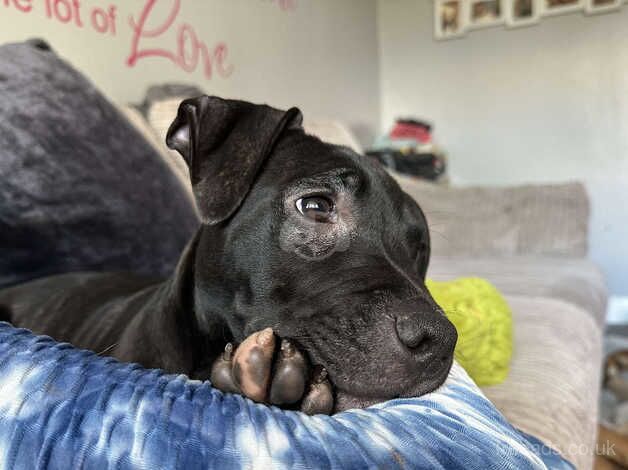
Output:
[{"left": 0, "top": 96, "right": 457, "bottom": 411}]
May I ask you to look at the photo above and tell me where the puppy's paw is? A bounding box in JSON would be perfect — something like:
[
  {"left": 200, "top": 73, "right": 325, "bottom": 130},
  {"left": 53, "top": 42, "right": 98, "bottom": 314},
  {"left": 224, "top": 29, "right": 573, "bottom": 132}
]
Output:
[{"left": 210, "top": 328, "right": 334, "bottom": 415}]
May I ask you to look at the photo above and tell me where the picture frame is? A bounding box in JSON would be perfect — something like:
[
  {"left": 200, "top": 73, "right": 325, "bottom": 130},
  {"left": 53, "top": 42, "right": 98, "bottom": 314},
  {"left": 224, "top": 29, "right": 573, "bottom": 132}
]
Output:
[
  {"left": 539, "top": 0, "right": 585, "bottom": 16},
  {"left": 468, "top": 0, "right": 505, "bottom": 28},
  {"left": 434, "top": 0, "right": 468, "bottom": 39},
  {"left": 505, "top": 0, "right": 541, "bottom": 27},
  {"left": 584, "top": 0, "right": 622, "bottom": 14},
  {"left": 433, "top": 0, "right": 621, "bottom": 40}
]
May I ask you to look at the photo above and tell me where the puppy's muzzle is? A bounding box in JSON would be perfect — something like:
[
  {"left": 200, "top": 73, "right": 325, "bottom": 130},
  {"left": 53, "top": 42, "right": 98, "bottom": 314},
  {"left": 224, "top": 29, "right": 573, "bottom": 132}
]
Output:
[{"left": 323, "top": 298, "right": 457, "bottom": 412}]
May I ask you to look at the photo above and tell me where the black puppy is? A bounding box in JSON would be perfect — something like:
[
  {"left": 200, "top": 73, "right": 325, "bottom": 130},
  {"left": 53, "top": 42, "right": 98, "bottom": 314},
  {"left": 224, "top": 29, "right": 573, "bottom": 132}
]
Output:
[{"left": 0, "top": 96, "right": 457, "bottom": 413}]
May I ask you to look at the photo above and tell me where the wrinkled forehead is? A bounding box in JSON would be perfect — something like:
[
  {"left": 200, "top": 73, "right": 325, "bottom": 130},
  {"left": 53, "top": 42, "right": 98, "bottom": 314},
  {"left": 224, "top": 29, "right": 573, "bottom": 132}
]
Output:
[
  {"left": 263, "top": 131, "right": 401, "bottom": 197},
  {"left": 254, "top": 131, "right": 429, "bottom": 247}
]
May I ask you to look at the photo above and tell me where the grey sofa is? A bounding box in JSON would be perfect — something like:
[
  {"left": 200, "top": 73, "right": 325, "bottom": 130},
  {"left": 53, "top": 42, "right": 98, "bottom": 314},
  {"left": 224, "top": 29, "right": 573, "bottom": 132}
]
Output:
[
  {"left": 396, "top": 174, "right": 604, "bottom": 470},
  {"left": 122, "top": 97, "right": 604, "bottom": 470}
]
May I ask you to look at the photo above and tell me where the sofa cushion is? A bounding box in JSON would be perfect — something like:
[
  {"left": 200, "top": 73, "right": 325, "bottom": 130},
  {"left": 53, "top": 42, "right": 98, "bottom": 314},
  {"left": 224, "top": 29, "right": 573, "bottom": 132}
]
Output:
[
  {"left": 428, "top": 256, "right": 608, "bottom": 326},
  {"left": 117, "top": 104, "right": 195, "bottom": 208},
  {"left": 394, "top": 172, "right": 590, "bottom": 258},
  {"left": 481, "top": 295, "right": 602, "bottom": 470},
  {"left": 0, "top": 41, "right": 198, "bottom": 288}
]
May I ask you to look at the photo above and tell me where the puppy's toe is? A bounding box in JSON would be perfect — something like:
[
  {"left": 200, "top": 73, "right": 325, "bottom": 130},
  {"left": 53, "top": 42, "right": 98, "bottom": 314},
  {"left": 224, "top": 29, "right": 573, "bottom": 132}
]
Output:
[
  {"left": 269, "top": 340, "right": 308, "bottom": 405},
  {"left": 232, "top": 328, "right": 276, "bottom": 403},
  {"left": 210, "top": 343, "right": 240, "bottom": 394},
  {"left": 301, "top": 366, "right": 334, "bottom": 416}
]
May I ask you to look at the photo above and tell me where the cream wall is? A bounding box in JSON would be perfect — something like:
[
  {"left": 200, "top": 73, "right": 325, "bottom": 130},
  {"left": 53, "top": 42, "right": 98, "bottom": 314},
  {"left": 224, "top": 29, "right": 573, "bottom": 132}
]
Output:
[
  {"left": 0, "top": 0, "right": 380, "bottom": 144},
  {"left": 377, "top": 1, "right": 628, "bottom": 296}
]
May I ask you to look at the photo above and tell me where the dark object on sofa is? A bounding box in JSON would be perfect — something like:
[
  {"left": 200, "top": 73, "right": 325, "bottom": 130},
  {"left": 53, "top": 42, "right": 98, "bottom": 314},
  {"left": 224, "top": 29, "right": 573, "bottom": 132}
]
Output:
[
  {"left": 136, "top": 83, "right": 205, "bottom": 116},
  {"left": 366, "top": 149, "right": 446, "bottom": 180},
  {"left": 0, "top": 40, "right": 199, "bottom": 289}
]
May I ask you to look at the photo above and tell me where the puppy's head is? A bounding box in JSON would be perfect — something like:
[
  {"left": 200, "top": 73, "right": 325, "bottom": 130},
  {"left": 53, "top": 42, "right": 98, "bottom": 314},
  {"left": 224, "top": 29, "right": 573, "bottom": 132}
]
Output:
[{"left": 167, "top": 96, "right": 457, "bottom": 411}]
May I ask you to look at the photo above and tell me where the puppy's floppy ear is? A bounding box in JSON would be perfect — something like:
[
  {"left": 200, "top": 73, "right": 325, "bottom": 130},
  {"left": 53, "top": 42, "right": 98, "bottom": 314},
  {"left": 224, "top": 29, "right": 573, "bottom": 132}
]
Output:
[{"left": 166, "top": 95, "right": 303, "bottom": 225}]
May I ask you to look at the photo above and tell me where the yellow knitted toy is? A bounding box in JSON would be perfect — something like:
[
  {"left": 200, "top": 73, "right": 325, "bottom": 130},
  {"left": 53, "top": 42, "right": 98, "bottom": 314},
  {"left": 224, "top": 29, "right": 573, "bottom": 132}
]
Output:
[{"left": 426, "top": 277, "right": 513, "bottom": 386}]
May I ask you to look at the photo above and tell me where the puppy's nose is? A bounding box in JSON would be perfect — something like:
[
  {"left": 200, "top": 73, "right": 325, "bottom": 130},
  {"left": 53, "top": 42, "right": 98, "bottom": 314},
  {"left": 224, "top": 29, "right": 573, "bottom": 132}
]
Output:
[
  {"left": 395, "top": 314, "right": 425, "bottom": 349},
  {"left": 395, "top": 314, "right": 452, "bottom": 357}
]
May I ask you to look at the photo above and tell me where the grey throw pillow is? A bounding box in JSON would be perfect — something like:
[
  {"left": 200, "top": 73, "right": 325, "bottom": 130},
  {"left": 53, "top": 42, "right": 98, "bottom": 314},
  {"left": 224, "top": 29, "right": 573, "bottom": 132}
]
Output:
[{"left": 0, "top": 40, "right": 199, "bottom": 288}]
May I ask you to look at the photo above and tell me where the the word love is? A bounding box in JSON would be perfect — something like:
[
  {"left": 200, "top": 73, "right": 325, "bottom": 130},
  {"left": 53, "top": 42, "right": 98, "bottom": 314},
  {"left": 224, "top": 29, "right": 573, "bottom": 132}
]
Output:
[{"left": 127, "top": 0, "right": 233, "bottom": 80}]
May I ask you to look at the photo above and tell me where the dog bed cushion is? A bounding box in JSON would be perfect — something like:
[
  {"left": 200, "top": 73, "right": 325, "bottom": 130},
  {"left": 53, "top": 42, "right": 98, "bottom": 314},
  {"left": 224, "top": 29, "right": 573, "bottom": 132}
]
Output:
[
  {"left": 427, "top": 277, "right": 513, "bottom": 386},
  {"left": 0, "top": 323, "right": 572, "bottom": 469}
]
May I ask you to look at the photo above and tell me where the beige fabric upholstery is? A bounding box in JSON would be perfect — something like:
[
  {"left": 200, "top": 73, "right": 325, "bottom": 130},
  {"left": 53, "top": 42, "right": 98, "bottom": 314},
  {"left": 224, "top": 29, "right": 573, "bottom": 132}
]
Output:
[
  {"left": 117, "top": 104, "right": 195, "bottom": 211},
  {"left": 394, "top": 171, "right": 590, "bottom": 258},
  {"left": 115, "top": 104, "right": 169, "bottom": 156},
  {"left": 429, "top": 256, "right": 608, "bottom": 327},
  {"left": 142, "top": 99, "right": 193, "bottom": 188},
  {"left": 301, "top": 119, "right": 363, "bottom": 154},
  {"left": 482, "top": 295, "right": 602, "bottom": 470},
  {"left": 145, "top": 98, "right": 181, "bottom": 147}
]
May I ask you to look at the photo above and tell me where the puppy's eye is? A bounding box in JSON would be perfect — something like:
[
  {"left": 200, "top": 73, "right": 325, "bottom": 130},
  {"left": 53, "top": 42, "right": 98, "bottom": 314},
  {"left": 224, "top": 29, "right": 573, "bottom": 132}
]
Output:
[{"left": 295, "top": 196, "right": 335, "bottom": 222}]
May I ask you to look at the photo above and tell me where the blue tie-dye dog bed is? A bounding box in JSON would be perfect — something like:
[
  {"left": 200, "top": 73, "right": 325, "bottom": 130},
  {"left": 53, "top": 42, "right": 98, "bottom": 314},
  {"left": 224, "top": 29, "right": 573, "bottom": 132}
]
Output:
[{"left": 0, "top": 323, "right": 572, "bottom": 469}]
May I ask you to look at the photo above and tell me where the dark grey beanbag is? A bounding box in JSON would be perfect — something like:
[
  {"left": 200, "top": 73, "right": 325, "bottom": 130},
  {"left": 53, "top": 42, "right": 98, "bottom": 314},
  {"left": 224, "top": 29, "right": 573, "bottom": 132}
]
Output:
[{"left": 0, "top": 40, "right": 198, "bottom": 288}]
